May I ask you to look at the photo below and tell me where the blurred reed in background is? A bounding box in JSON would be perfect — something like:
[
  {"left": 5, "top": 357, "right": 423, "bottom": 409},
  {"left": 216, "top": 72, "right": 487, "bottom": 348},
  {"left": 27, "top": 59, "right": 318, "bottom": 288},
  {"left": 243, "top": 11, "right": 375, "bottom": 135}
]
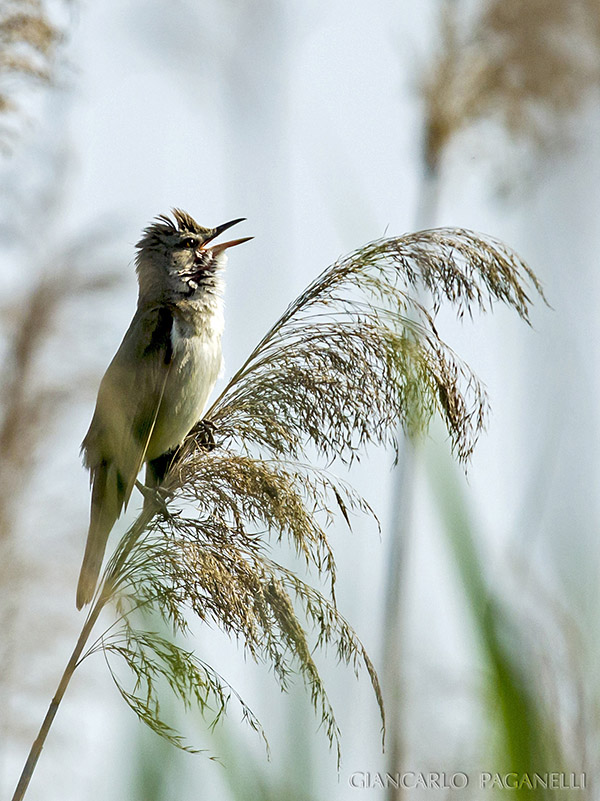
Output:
[
  {"left": 383, "top": 1, "right": 600, "bottom": 798},
  {"left": 0, "top": 0, "right": 65, "bottom": 147},
  {"left": 2, "top": 1, "right": 599, "bottom": 799}
]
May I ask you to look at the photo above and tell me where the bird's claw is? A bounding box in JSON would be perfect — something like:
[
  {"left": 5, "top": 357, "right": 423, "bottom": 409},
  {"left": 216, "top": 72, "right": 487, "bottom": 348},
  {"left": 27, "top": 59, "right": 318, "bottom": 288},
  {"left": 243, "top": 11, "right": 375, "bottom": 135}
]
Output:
[
  {"left": 136, "top": 480, "right": 171, "bottom": 518},
  {"left": 193, "top": 418, "right": 217, "bottom": 451}
]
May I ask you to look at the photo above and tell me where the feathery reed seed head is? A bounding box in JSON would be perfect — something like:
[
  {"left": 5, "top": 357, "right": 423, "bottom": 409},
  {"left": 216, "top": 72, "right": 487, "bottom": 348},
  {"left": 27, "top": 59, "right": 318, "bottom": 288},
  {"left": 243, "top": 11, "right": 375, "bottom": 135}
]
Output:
[{"left": 92, "top": 229, "right": 544, "bottom": 761}]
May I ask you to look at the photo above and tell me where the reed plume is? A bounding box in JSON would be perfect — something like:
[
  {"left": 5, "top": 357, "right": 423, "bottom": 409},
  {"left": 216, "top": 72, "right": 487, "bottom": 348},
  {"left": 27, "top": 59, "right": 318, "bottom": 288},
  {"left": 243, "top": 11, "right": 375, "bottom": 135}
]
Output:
[
  {"left": 0, "top": 0, "right": 64, "bottom": 144},
  {"left": 12, "top": 228, "right": 544, "bottom": 801},
  {"left": 423, "top": 0, "right": 600, "bottom": 173}
]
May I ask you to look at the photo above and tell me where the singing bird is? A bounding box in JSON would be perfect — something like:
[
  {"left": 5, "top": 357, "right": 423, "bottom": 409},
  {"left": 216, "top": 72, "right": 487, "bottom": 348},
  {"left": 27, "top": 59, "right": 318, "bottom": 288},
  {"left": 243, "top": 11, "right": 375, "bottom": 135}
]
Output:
[{"left": 76, "top": 210, "right": 252, "bottom": 609}]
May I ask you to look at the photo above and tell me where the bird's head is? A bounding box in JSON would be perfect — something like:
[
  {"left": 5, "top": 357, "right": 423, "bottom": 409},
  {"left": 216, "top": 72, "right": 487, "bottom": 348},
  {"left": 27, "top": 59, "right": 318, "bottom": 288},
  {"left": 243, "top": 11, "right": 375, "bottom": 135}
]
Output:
[{"left": 135, "top": 209, "right": 252, "bottom": 304}]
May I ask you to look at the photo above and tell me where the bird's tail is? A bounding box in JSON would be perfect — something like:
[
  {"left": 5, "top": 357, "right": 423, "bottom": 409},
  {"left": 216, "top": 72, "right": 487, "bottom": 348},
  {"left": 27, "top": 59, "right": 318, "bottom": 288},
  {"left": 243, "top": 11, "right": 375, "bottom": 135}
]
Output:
[{"left": 76, "top": 461, "right": 122, "bottom": 609}]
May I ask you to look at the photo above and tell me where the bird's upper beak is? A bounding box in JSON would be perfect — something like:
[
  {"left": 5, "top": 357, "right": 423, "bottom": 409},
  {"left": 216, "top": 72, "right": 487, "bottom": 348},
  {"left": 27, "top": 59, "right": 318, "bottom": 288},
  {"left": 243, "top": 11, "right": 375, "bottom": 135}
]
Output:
[{"left": 201, "top": 218, "right": 253, "bottom": 256}]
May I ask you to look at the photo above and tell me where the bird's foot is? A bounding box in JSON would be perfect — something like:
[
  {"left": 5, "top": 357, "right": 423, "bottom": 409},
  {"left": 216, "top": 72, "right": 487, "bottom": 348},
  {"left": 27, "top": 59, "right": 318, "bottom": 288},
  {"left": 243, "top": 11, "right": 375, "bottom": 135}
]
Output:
[
  {"left": 193, "top": 418, "right": 217, "bottom": 451},
  {"left": 136, "top": 480, "right": 171, "bottom": 518}
]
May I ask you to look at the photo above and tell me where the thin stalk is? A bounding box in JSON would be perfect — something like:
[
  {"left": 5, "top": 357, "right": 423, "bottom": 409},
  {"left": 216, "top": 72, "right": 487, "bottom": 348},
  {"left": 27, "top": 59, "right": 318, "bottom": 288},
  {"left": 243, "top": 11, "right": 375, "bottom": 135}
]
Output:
[
  {"left": 413, "top": 165, "right": 442, "bottom": 234},
  {"left": 381, "top": 439, "right": 416, "bottom": 800},
  {"left": 382, "top": 162, "right": 441, "bottom": 801},
  {"left": 10, "top": 598, "right": 104, "bottom": 801},
  {"left": 11, "top": 506, "right": 156, "bottom": 801}
]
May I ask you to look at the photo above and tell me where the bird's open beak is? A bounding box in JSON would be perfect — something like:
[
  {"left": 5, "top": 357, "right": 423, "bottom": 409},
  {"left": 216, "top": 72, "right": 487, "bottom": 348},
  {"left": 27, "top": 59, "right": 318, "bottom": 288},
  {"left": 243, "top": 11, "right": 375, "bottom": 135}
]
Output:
[{"left": 201, "top": 218, "right": 253, "bottom": 255}]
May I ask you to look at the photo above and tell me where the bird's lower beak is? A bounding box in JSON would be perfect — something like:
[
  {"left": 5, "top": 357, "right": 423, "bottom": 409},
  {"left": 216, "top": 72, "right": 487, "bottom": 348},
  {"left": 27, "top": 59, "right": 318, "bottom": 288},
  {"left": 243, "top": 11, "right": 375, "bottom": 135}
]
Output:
[
  {"left": 210, "top": 236, "right": 254, "bottom": 255},
  {"left": 201, "top": 218, "right": 253, "bottom": 255}
]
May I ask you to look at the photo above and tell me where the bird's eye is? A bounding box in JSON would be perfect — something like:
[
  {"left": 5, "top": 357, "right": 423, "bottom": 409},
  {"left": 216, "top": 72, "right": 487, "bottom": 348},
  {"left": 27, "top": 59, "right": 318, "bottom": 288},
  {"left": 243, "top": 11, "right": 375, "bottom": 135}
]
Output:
[{"left": 182, "top": 237, "right": 196, "bottom": 249}]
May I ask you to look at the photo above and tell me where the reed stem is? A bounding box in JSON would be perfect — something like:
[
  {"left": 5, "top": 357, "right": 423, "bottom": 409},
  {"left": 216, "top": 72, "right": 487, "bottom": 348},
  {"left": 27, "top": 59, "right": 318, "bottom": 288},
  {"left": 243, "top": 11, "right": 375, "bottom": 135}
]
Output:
[
  {"left": 10, "top": 599, "right": 104, "bottom": 801},
  {"left": 10, "top": 507, "right": 155, "bottom": 801}
]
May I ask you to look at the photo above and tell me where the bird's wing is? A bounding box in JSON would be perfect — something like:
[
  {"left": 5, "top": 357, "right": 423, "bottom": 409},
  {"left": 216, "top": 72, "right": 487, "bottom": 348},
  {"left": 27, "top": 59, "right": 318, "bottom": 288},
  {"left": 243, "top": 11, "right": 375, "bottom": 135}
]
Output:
[
  {"left": 82, "top": 304, "right": 174, "bottom": 508},
  {"left": 76, "top": 305, "right": 173, "bottom": 608}
]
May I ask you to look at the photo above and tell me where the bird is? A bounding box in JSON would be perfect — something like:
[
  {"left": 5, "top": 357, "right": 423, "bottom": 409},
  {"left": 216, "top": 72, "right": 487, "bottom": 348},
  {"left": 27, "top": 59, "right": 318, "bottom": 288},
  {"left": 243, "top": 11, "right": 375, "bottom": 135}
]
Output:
[{"left": 76, "top": 209, "right": 252, "bottom": 609}]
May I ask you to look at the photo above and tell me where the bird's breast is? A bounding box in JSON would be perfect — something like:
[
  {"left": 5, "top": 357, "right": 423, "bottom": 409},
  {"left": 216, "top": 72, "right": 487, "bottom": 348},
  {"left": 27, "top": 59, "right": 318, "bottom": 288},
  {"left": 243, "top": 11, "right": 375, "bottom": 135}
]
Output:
[{"left": 146, "top": 307, "right": 223, "bottom": 460}]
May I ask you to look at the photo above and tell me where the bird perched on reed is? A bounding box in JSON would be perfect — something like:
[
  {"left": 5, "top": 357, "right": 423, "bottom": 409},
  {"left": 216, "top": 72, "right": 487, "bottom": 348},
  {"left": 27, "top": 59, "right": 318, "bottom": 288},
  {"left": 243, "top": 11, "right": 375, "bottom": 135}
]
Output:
[{"left": 76, "top": 210, "right": 252, "bottom": 609}]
